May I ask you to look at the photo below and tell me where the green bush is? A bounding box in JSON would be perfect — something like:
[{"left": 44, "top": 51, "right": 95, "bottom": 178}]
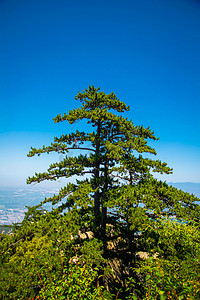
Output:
[
  {"left": 38, "top": 263, "right": 105, "bottom": 300},
  {"left": 128, "top": 220, "right": 200, "bottom": 299}
]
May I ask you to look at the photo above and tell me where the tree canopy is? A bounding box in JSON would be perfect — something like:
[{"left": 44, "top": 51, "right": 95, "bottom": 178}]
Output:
[{"left": 1, "top": 86, "right": 200, "bottom": 299}]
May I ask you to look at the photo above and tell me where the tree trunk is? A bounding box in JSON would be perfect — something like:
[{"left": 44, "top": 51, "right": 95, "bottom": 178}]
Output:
[
  {"left": 94, "top": 121, "right": 101, "bottom": 238},
  {"left": 101, "top": 159, "right": 108, "bottom": 254}
]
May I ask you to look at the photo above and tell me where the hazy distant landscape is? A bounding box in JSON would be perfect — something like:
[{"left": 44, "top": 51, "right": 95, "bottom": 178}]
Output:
[
  {"left": 1, "top": 182, "right": 199, "bottom": 225},
  {"left": 0, "top": 186, "right": 60, "bottom": 225}
]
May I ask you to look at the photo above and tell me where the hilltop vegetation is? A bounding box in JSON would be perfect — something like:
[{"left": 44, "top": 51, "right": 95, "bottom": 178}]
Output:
[{"left": 0, "top": 86, "right": 200, "bottom": 299}]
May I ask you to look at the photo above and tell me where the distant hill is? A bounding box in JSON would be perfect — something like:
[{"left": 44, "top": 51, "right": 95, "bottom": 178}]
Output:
[{"left": 167, "top": 182, "right": 200, "bottom": 198}]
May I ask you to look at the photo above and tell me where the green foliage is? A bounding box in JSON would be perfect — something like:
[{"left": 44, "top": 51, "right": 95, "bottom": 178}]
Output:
[
  {"left": 38, "top": 263, "right": 105, "bottom": 300},
  {"left": 127, "top": 220, "right": 200, "bottom": 299},
  {"left": 0, "top": 86, "right": 200, "bottom": 299}
]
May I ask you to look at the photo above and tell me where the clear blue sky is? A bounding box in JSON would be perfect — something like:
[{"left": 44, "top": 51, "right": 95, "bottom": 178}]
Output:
[{"left": 0, "top": 0, "right": 200, "bottom": 186}]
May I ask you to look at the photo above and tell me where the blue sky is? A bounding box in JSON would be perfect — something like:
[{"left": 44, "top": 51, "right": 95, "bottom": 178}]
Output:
[{"left": 0, "top": 0, "right": 200, "bottom": 186}]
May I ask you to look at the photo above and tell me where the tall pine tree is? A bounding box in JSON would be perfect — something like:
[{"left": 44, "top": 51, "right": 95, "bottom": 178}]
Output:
[{"left": 26, "top": 86, "right": 200, "bottom": 294}]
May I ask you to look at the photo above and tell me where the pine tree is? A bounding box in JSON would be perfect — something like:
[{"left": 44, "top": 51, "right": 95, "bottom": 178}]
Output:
[{"left": 25, "top": 85, "right": 200, "bottom": 295}]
